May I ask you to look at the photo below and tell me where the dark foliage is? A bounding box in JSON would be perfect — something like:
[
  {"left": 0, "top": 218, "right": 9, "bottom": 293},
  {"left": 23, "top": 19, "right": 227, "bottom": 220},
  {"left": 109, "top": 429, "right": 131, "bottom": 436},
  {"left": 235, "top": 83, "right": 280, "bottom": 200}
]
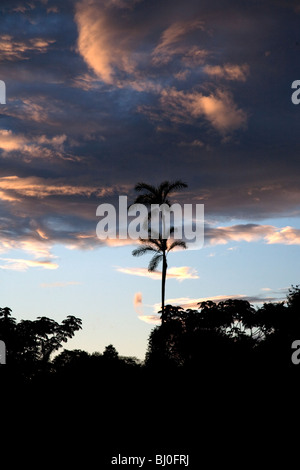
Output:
[
  {"left": 2, "top": 289, "right": 300, "bottom": 465},
  {"left": 145, "top": 286, "right": 300, "bottom": 376},
  {"left": 1, "top": 286, "right": 300, "bottom": 388}
]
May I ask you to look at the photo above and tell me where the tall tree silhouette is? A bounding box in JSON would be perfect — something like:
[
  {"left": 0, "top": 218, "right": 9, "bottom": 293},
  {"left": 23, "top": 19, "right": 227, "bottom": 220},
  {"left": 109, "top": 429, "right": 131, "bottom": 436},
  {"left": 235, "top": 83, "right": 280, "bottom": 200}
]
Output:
[
  {"left": 132, "top": 235, "right": 186, "bottom": 320},
  {"left": 131, "top": 180, "right": 188, "bottom": 317},
  {"left": 0, "top": 311, "right": 82, "bottom": 367}
]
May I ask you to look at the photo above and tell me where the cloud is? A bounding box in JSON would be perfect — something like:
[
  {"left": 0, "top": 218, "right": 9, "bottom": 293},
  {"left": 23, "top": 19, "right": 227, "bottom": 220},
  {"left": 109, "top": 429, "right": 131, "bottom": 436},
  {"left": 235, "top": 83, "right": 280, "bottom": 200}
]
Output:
[
  {"left": 138, "top": 314, "right": 161, "bottom": 325},
  {"left": 0, "top": 175, "right": 136, "bottom": 263},
  {"left": 196, "top": 90, "right": 248, "bottom": 133},
  {"left": 0, "top": 229, "right": 59, "bottom": 271},
  {"left": 133, "top": 291, "right": 143, "bottom": 315},
  {"left": 0, "top": 130, "right": 28, "bottom": 151},
  {"left": 133, "top": 291, "right": 162, "bottom": 324},
  {"left": 142, "top": 87, "right": 248, "bottom": 134},
  {"left": 153, "top": 295, "right": 241, "bottom": 311},
  {"left": 153, "top": 291, "right": 287, "bottom": 312},
  {"left": 0, "top": 130, "right": 77, "bottom": 162},
  {"left": 8, "top": 98, "right": 60, "bottom": 124},
  {"left": 134, "top": 291, "right": 143, "bottom": 306},
  {"left": 104, "top": 238, "right": 136, "bottom": 248},
  {"left": 206, "top": 224, "right": 300, "bottom": 246},
  {"left": 167, "top": 266, "right": 199, "bottom": 281},
  {"left": 265, "top": 226, "right": 300, "bottom": 245},
  {"left": 75, "top": 1, "right": 209, "bottom": 90},
  {"left": 116, "top": 266, "right": 199, "bottom": 281},
  {"left": 74, "top": 0, "right": 249, "bottom": 138},
  {"left": 0, "top": 34, "right": 55, "bottom": 61},
  {"left": 116, "top": 266, "right": 165, "bottom": 280},
  {"left": 0, "top": 175, "right": 114, "bottom": 199},
  {"left": 206, "top": 224, "right": 272, "bottom": 245},
  {"left": 0, "top": 257, "right": 58, "bottom": 271},
  {"left": 152, "top": 20, "right": 206, "bottom": 65},
  {"left": 40, "top": 281, "right": 82, "bottom": 288},
  {"left": 75, "top": 0, "right": 141, "bottom": 85},
  {"left": 203, "top": 63, "right": 249, "bottom": 81},
  {"left": 0, "top": 233, "right": 54, "bottom": 260},
  {"left": 0, "top": 0, "right": 297, "bottom": 268},
  {"left": 0, "top": 130, "right": 67, "bottom": 152},
  {"left": 16, "top": 239, "right": 54, "bottom": 259},
  {"left": 178, "top": 139, "right": 205, "bottom": 148}
]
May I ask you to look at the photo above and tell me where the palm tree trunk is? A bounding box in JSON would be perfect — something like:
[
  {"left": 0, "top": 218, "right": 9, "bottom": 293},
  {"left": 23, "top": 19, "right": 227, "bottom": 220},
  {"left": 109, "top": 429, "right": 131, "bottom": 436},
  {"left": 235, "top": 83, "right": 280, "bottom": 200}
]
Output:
[{"left": 161, "top": 251, "right": 167, "bottom": 323}]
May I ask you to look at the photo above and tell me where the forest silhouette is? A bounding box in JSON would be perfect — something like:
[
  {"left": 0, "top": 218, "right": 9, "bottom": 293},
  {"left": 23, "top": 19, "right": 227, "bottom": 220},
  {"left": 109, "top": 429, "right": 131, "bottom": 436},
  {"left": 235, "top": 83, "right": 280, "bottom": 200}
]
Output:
[
  {"left": 2, "top": 181, "right": 300, "bottom": 464},
  {"left": 2, "top": 289, "right": 299, "bottom": 465},
  {"left": 1, "top": 286, "right": 300, "bottom": 386}
]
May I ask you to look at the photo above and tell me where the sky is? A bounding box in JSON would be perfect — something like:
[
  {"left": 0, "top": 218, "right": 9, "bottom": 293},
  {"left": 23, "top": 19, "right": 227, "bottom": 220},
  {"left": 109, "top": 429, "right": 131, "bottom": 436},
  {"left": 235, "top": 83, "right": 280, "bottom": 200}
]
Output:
[{"left": 0, "top": 0, "right": 300, "bottom": 359}]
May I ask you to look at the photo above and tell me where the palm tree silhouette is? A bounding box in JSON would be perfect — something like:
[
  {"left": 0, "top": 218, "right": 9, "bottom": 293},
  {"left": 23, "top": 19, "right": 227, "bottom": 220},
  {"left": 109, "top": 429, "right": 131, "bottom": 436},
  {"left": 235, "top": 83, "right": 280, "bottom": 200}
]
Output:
[
  {"left": 132, "top": 234, "right": 186, "bottom": 321},
  {"left": 131, "top": 180, "right": 188, "bottom": 319},
  {"left": 132, "top": 180, "right": 188, "bottom": 206}
]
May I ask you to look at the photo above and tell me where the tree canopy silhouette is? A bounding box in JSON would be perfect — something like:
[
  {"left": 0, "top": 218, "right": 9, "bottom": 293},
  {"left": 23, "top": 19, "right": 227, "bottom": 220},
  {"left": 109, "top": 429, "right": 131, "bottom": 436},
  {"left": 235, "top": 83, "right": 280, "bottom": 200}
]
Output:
[
  {"left": 145, "top": 287, "right": 300, "bottom": 373},
  {"left": 2, "top": 285, "right": 300, "bottom": 387},
  {"left": 0, "top": 310, "right": 82, "bottom": 379}
]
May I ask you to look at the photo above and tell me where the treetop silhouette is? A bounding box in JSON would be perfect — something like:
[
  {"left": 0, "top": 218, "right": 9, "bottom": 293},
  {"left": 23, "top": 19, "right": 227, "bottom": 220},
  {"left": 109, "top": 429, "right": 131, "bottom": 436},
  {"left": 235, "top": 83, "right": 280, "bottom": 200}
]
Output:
[{"left": 0, "top": 312, "right": 82, "bottom": 368}]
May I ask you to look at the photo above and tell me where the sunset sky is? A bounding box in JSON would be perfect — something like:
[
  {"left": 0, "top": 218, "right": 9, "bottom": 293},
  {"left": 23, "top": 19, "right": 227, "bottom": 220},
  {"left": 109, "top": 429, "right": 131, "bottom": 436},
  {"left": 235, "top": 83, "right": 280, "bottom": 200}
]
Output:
[{"left": 0, "top": 0, "right": 299, "bottom": 359}]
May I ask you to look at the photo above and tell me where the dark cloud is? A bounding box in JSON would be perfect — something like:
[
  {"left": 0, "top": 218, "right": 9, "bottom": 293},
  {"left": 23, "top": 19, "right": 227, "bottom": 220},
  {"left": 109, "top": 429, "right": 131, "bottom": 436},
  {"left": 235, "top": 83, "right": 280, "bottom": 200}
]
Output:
[{"left": 0, "top": 0, "right": 299, "bottom": 257}]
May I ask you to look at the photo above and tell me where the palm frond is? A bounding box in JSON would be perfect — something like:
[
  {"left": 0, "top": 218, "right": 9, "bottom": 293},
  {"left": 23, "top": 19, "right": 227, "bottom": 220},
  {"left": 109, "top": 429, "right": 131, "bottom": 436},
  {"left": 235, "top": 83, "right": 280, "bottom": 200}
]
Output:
[
  {"left": 158, "top": 181, "right": 171, "bottom": 199},
  {"left": 161, "top": 180, "right": 188, "bottom": 204},
  {"left": 167, "top": 180, "right": 188, "bottom": 193},
  {"left": 133, "top": 181, "right": 188, "bottom": 208},
  {"left": 143, "top": 236, "right": 167, "bottom": 251},
  {"left": 132, "top": 245, "right": 157, "bottom": 257},
  {"left": 148, "top": 253, "right": 163, "bottom": 272},
  {"left": 130, "top": 194, "right": 154, "bottom": 207},
  {"left": 135, "top": 182, "right": 157, "bottom": 194},
  {"left": 167, "top": 240, "right": 187, "bottom": 252}
]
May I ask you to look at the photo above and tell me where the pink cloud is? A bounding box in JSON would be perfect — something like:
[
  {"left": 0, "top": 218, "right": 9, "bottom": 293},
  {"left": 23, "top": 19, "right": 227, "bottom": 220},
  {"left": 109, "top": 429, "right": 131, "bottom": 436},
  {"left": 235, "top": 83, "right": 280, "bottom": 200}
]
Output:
[
  {"left": 138, "top": 315, "right": 161, "bottom": 325},
  {"left": 143, "top": 87, "right": 248, "bottom": 134},
  {"left": 0, "top": 175, "right": 115, "bottom": 198},
  {"left": 203, "top": 63, "right": 249, "bottom": 81},
  {"left": 207, "top": 224, "right": 300, "bottom": 246},
  {"left": 116, "top": 266, "right": 199, "bottom": 281},
  {"left": 0, "top": 257, "right": 58, "bottom": 271},
  {"left": 134, "top": 291, "right": 143, "bottom": 315},
  {"left": 152, "top": 20, "right": 206, "bottom": 65},
  {"left": 0, "top": 130, "right": 77, "bottom": 162},
  {"left": 75, "top": 2, "right": 209, "bottom": 90},
  {"left": 75, "top": 0, "right": 141, "bottom": 85},
  {"left": 0, "top": 34, "right": 55, "bottom": 61},
  {"left": 133, "top": 291, "right": 161, "bottom": 325}
]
